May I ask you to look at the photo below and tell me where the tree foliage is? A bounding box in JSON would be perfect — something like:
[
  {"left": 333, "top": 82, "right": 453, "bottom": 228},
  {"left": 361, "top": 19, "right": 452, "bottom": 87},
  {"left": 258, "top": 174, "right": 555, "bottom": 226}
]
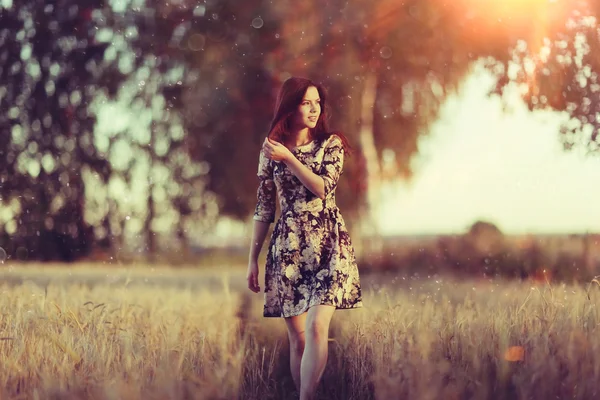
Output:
[{"left": 0, "top": 2, "right": 111, "bottom": 260}]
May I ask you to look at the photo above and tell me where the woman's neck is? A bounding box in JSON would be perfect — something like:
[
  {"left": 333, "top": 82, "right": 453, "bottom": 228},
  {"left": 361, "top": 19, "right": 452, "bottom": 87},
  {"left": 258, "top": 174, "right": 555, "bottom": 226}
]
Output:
[{"left": 288, "top": 127, "right": 312, "bottom": 147}]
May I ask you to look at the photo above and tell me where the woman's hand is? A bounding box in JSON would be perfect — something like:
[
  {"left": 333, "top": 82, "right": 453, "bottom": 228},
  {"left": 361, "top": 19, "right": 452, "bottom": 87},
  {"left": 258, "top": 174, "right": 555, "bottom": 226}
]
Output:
[
  {"left": 246, "top": 260, "right": 261, "bottom": 293},
  {"left": 263, "top": 137, "right": 292, "bottom": 162}
]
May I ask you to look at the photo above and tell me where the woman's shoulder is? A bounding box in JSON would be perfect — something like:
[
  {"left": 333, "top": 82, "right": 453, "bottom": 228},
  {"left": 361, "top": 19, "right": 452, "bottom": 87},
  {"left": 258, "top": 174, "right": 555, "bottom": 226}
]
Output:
[
  {"left": 320, "top": 132, "right": 352, "bottom": 156},
  {"left": 257, "top": 149, "right": 273, "bottom": 175},
  {"left": 323, "top": 132, "right": 343, "bottom": 146}
]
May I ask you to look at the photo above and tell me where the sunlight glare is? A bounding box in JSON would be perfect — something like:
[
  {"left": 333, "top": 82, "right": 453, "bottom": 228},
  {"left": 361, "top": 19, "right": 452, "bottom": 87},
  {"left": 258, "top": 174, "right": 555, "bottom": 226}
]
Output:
[
  {"left": 477, "top": 0, "right": 550, "bottom": 16},
  {"left": 456, "top": 0, "right": 569, "bottom": 33}
]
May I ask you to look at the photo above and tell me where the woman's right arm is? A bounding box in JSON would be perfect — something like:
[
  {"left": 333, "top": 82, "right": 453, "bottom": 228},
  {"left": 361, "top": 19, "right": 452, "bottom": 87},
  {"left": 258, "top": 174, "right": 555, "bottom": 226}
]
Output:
[
  {"left": 247, "top": 149, "right": 276, "bottom": 292},
  {"left": 247, "top": 220, "right": 270, "bottom": 293},
  {"left": 249, "top": 149, "right": 276, "bottom": 261},
  {"left": 248, "top": 220, "right": 271, "bottom": 263}
]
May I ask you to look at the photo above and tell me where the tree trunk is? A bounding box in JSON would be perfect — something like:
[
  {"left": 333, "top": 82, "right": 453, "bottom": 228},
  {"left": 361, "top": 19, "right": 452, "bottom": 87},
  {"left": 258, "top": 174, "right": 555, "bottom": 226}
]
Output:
[
  {"left": 358, "top": 70, "right": 383, "bottom": 255},
  {"left": 146, "top": 125, "right": 157, "bottom": 260},
  {"left": 177, "top": 218, "right": 189, "bottom": 260},
  {"left": 146, "top": 182, "right": 156, "bottom": 259}
]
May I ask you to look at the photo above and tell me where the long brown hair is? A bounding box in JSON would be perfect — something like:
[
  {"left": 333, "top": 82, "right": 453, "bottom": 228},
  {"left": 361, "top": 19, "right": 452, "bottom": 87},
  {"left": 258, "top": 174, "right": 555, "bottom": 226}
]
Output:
[{"left": 267, "top": 77, "right": 352, "bottom": 155}]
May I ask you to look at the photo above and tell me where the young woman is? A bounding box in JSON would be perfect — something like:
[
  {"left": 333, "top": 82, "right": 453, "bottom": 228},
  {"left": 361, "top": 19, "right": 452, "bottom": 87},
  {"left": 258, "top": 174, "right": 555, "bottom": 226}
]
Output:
[{"left": 247, "top": 77, "right": 363, "bottom": 400}]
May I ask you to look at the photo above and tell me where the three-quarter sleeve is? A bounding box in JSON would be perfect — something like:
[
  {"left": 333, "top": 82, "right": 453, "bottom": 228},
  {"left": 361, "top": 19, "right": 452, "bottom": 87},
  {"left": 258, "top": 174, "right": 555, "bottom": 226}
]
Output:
[
  {"left": 253, "top": 150, "right": 276, "bottom": 223},
  {"left": 320, "top": 135, "right": 345, "bottom": 198}
]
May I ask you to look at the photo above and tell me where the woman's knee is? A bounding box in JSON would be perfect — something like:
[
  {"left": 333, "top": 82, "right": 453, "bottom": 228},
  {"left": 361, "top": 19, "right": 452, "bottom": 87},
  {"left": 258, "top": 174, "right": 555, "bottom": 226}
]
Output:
[
  {"left": 286, "top": 318, "right": 306, "bottom": 346},
  {"left": 291, "top": 335, "right": 306, "bottom": 354},
  {"left": 305, "top": 317, "right": 330, "bottom": 341},
  {"left": 305, "top": 305, "right": 335, "bottom": 341},
  {"left": 288, "top": 329, "right": 306, "bottom": 353}
]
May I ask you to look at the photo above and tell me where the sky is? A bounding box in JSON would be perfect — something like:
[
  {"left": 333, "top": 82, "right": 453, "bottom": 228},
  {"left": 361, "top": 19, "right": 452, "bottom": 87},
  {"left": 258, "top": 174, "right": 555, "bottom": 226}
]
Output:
[{"left": 377, "top": 63, "right": 600, "bottom": 236}]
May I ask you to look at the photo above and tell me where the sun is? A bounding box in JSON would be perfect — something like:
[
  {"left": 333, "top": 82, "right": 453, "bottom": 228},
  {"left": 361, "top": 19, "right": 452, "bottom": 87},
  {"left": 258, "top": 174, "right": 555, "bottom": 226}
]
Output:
[{"left": 453, "top": 0, "right": 574, "bottom": 51}]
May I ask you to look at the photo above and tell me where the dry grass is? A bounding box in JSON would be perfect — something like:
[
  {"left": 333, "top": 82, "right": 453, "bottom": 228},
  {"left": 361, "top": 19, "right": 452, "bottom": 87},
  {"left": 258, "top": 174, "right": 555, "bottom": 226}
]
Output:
[{"left": 1, "top": 265, "right": 600, "bottom": 399}]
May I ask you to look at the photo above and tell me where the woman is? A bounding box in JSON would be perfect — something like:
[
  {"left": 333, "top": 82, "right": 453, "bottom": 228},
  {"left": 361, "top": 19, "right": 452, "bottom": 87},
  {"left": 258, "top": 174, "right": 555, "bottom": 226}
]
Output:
[{"left": 247, "top": 77, "right": 363, "bottom": 400}]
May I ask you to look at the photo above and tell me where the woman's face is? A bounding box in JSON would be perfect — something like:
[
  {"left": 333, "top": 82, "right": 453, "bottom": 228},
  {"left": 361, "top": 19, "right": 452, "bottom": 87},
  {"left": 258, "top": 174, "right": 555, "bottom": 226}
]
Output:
[{"left": 294, "top": 86, "right": 321, "bottom": 130}]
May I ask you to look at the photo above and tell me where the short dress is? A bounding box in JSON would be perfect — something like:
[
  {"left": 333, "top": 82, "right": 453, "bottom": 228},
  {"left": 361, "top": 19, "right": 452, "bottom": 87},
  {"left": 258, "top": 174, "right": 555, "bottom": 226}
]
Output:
[{"left": 253, "top": 134, "right": 363, "bottom": 318}]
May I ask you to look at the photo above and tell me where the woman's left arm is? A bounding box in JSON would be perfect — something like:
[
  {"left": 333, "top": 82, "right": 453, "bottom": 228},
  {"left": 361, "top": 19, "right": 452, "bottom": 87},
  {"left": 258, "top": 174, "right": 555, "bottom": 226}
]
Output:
[
  {"left": 263, "top": 136, "right": 345, "bottom": 200},
  {"left": 262, "top": 137, "right": 326, "bottom": 199},
  {"left": 284, "top": 156, "right": 326, "bottom": 199}
]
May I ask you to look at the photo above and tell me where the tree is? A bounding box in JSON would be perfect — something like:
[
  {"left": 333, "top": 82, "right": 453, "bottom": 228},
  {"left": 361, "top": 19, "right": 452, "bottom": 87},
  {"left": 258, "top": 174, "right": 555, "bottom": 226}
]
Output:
[
  {"left": 0, "top": 1, "right": 113, "bottom": 260},
  {"left": 179, "top": 0, "right": 483, "bottom": 236},
  {"left": 481, "top": 1, "right": 600, "bottom": 152},
  {"left": 89, "top": 0, "right": 220, "bottom": 255},
  {"left": 172, "top": 0, "right": 283, "bottom": 221},
  {"left": 262, "top": 0, "right": 505, "bottom": 250},
  {"left": 0, "top": 0, "right": 214, "bottom": 260}
]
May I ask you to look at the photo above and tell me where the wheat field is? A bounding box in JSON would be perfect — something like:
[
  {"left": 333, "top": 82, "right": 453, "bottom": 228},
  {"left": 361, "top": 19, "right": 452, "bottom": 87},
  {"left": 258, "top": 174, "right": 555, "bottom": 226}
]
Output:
[{"left": 1, "top": 264, "right": 600, "bottom": 399}]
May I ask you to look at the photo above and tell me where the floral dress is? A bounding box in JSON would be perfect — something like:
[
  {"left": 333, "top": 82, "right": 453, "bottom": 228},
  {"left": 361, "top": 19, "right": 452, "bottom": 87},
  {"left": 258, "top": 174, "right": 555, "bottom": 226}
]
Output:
[{"left": 253, "top": 134, "right": 363, "bottom": 318}]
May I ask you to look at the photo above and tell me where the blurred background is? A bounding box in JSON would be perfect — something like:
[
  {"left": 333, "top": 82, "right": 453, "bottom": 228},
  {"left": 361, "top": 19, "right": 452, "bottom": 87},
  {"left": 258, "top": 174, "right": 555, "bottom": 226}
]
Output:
[{"left": 0, "top": 0, "right": 599, "bottom": 282}]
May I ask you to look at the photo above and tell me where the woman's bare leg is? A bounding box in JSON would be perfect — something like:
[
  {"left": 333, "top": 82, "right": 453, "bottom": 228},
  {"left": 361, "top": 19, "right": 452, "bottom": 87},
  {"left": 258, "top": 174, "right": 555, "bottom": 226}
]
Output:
[
  {"left": 300, "top": 305, "right": 336, "bottom": 400},
  {"left": 285, "top": 312, "right": 307, "bottom": 391}
]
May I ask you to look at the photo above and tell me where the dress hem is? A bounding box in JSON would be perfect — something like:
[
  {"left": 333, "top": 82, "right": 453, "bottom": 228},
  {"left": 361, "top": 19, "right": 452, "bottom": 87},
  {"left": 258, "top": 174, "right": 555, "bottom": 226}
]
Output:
[{"left": 263, "top": 301, "right": 363, "bottom": 318}]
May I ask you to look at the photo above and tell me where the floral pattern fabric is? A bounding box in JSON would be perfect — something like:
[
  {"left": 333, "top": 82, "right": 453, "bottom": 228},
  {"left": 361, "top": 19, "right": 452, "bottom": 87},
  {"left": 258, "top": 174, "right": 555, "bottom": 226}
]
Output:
[{"left": 253, "top": 134, "right": 363, "bottom": 318}]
